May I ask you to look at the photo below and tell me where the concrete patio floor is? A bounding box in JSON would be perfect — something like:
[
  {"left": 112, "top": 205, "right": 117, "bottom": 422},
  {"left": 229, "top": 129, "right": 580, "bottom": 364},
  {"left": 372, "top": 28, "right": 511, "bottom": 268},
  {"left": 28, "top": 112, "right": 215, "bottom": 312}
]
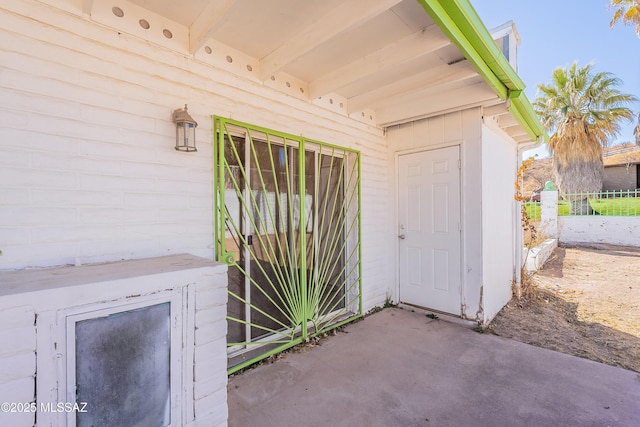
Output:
[{"left": 227, "top": 308, "right": 640, "bottom": 427}]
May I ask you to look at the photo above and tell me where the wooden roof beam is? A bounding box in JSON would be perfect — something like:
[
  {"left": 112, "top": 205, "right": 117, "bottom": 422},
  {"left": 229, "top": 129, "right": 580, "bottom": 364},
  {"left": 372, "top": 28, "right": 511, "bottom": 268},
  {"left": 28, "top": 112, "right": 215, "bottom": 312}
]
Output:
[
  {"left": 82, "top": 0, "right": 94, "bottom": 15},
  {"left": 347, "top": 60, "right": 476, "bottom": 113},
  {"left": 189, "top": 0, "right": 237, "bottom": 54},
  {"left": 377, "top": 81, "right": 496, "bottom": 126},
  {"left": 309, "top": 24, "right": 450, "bottom": 99},
  {"left": 259, "top": 0, "right": 403, "bottom": 81},
  {"left": 482, "top": 102, "right": 509, "bottom": 117}
]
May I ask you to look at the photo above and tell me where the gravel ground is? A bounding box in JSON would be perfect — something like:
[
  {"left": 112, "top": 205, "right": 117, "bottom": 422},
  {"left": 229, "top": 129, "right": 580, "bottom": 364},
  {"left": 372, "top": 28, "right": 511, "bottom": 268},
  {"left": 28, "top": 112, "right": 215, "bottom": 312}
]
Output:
[{"left": 487, "top": 244, "right": 640, "bottom": 373}]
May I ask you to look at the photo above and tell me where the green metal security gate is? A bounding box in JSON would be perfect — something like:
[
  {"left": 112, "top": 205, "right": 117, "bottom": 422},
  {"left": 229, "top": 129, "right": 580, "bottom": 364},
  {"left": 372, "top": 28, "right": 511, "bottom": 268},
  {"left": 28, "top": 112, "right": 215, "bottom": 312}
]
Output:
[{"left": 214, "top": 117, "right": 362, "bottom": 373}]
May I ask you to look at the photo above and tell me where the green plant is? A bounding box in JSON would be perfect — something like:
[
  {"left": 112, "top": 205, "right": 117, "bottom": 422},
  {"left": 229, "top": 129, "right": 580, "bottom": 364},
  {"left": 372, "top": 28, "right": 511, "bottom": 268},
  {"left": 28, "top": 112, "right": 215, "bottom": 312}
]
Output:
[
  {"left": 515, "top": 158, "right": 540, "bottom": 301},
  {"left": 524, "top": 200, "right": 571, "bottom": 219},
  {"left": 610, "top": 0, "right": 640, "bottom": 36},
  {"left": 516, "top": 158, "right": 538, "bottom": 247},
  {"left": 426, "top": 313, "right": 439, "bottom": 320},
  {"left": 533, "top": 62, "right": 636, "bottom": 198},
  {"left": 383, "top": 293, "right": 396, "bottom": 308},
  {"left": 589, "top": 197, "right": 640, "bottom": 215}
]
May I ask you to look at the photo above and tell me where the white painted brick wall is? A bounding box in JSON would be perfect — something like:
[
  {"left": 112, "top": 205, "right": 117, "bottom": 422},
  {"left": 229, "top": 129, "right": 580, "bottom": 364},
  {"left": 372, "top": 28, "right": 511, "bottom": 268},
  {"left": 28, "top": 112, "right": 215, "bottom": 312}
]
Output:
[
  {"left": 0, "top": 0, "right": 390, "bottom": 312},
  {"left": 0, "top": 255, "right": 228, "bottom": 427},
  {"left": 0, "top": 306, "right": 36, "bottom": 427},
  {"left": 559, "top": 216, "right": 640, "bottom": 247}
]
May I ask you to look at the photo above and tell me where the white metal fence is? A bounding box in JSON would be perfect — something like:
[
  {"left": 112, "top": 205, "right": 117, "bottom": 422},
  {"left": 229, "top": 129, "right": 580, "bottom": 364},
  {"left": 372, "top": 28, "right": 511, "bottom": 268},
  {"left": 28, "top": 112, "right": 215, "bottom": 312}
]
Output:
[
  {"left": 561, "top": 190, "right": 640, "bottom": 216},
  {"left": 538, "top": 189, "right": 640, "bottom": 247}
]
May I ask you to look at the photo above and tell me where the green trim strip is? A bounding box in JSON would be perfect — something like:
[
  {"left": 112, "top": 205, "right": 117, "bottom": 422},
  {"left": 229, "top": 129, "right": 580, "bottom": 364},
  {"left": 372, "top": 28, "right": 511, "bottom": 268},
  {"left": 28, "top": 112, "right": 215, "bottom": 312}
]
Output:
[
  {"left": 417, "top": 0, "right": 547, "bottom": 142},
  {"left": 509, "top": 91, "right": 546, "bottom": 140},
  {"left": 298, "top": 137, "right": 308, "bottom": 340},
  {"left": 418, "top": 0, "right": 506, "bottom": 100},
  {"left": 444, "top": 0, "right": 525, "bottom": 90}
]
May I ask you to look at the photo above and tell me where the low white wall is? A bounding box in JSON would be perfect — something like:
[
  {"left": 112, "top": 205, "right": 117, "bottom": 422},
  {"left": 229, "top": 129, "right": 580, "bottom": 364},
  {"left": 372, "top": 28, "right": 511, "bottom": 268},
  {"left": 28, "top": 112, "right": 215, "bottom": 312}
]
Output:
[
  {"left": 523, "top": 239, "right": 558, "bottom": 272},
  {"left": 559, "top": 217, "right": 640, "bottom": 247},
  {"left": 0, "top": 254, "right": 228, "bottom": 427}
]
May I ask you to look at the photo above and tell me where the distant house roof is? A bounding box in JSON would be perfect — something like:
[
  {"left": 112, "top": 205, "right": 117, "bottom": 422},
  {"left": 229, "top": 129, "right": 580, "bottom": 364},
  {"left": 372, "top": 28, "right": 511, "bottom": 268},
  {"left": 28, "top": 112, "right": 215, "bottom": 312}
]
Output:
[{"left": 603, "top": 144, "right": 640, "bottom": 166}]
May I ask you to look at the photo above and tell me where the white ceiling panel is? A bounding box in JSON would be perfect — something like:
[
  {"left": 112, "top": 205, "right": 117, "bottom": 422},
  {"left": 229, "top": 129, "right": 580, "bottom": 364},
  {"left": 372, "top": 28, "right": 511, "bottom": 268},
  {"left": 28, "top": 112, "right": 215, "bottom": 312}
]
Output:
[{"left": 85, "top": 0, "right": 528, "bottom": 136}]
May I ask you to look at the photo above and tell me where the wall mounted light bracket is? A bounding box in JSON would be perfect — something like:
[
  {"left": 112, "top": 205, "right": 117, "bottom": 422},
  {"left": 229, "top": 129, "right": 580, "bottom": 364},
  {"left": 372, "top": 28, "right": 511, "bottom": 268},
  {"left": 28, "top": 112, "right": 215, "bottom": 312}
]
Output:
[{"left": 172, "top": 104, "right": 197, "bottom": 152}]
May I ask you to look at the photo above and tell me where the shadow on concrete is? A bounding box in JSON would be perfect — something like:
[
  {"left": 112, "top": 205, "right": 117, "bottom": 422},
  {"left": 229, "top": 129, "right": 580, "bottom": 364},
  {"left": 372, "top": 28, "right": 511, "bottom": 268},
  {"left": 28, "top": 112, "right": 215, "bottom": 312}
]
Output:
[
  {"left": 560, "top": 243, "right": 640, "bottom": 258},
  {"left": 228, "top": 308, "right": 640, "bottom": 427}
]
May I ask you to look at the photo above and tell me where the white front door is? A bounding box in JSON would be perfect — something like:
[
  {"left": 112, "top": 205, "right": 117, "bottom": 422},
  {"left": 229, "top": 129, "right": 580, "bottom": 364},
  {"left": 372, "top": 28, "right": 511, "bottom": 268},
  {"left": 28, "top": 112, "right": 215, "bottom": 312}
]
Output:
[{"left": 398, "top": 146, "right": 461, "bottom": 314}]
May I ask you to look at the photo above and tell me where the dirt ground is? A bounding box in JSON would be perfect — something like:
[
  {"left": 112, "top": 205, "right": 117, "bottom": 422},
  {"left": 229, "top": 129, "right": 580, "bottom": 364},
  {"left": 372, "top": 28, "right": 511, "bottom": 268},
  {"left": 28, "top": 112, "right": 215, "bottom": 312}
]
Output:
[{"left": 487, "top": 244, "right": 640, "bottom": 373}]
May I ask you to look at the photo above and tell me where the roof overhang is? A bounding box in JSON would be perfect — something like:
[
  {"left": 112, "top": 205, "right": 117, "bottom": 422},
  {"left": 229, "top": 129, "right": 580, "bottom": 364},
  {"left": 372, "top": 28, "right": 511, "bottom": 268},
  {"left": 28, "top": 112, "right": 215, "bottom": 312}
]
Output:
[
  {"left": 58, "top": 0, "right": 546, "bottom": 142},
  {"left": 418, "top": 0, "right": 546, "bottom": 143}
]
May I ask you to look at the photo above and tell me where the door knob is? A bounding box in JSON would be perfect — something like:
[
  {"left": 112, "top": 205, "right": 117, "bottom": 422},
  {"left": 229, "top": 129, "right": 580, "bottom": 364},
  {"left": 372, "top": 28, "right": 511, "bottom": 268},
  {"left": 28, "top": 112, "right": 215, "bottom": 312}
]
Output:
[{"left": 398, "top": 234, "right": 406, "bottom": 239}]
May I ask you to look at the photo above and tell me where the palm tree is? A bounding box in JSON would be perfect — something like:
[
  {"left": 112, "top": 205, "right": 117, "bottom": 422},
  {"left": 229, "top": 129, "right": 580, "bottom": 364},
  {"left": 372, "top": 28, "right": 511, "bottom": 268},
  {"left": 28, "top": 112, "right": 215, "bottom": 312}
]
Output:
[
  {"left": 610, "top": 0, "right": 640, "bottom": 36},
  {"left": 635, "top": 112, "right": 640, "bottom": 145},
  {"left": 533, "top": 62, "right": 636, "bottom": 212}
]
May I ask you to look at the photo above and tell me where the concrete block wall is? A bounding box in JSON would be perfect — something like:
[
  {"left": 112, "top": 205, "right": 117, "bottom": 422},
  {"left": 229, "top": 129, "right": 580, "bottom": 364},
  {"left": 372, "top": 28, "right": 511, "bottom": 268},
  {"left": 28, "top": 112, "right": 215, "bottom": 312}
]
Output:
[
  {"left": 540, "top": 190, "right": 640, "bottom": 248},
  {"left": 0, "top": 255, "right": 228, "bottom": 427},
  {"left": 559, "top": 217, "right": 640, "bottom": 247},
  {"left": 603, "top": 165, "right": 637, "bottom": 191},
  {"left": 0, "top": 0, "right": 391, "bottom": 312},
  {"left": 193, "top": 281, "right": 230, "bottom": 426},
  {"left": 0, "top": 306, "right": 36, "bottom": 427}
]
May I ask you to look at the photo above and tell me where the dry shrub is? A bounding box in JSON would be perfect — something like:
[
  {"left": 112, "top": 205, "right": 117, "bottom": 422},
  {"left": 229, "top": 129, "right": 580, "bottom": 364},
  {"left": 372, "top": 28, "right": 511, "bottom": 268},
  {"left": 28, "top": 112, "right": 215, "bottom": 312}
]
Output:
[
  {"left": 512, "top": 268, "right": 539, "bottom": 307},
  {"left": 513, "top": 157, "right": 542, "bottom": 305},
  {"left": 524, "top": 222, "right": 547, "bottom": 248}
]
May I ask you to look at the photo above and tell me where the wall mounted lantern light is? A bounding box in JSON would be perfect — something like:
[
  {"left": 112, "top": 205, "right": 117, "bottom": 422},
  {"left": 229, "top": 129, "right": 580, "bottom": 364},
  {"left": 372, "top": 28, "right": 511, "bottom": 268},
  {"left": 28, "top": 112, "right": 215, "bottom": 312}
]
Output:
[{"left": 172, "top": 104, "right": 198, "bottom": 152}]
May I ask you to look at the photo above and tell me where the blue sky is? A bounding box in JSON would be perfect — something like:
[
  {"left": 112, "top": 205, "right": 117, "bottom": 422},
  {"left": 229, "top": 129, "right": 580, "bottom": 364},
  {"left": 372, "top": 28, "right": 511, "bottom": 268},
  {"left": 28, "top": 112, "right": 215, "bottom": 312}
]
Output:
[{"left": 472, "top": 0, "right": 640, "bottom": 157}]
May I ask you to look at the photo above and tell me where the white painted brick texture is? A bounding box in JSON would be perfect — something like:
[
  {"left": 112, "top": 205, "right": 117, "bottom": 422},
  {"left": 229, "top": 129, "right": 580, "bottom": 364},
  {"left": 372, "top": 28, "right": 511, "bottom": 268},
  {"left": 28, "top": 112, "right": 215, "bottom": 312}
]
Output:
[
  {"left": 0, "top": 305, "right": 36, "bottom": 427},
  {"left": 0, "top": 257, "right": 228, "bottom": 427},
  {"left": 559, "top": 216, "right": 640, "bottom": 247},
  {"left": 0, "top": 0, "right": 391, "bottom": 314}
]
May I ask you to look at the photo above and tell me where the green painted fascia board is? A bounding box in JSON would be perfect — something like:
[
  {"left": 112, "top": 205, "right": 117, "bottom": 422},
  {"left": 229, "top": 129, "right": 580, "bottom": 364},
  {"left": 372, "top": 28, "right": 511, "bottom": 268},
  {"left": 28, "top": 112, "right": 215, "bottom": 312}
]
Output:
[
  {"left": 509, "top": 91, "right": 547, "bottom": 141},
  {"left": 417, "top": 0, "right": 507, "bottom": 100},
  {"left": 442, "top": 0, "right": 525, "bottom": 90},
  {"left": 417, "top": 0, "right": 547, "bottom": 142}
]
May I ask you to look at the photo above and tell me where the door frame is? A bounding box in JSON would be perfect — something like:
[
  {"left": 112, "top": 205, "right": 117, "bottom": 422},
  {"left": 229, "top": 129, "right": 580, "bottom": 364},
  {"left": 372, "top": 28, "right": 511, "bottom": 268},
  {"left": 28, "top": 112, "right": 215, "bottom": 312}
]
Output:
[{"left": 394, "top": 142, "right": 464, "bottom": 315}]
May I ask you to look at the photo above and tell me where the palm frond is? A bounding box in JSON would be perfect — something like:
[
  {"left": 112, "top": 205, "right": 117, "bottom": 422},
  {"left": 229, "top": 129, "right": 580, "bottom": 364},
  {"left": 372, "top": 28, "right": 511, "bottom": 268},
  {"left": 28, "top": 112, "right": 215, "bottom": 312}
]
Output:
[
  {"left": 534, "top": 61, "right": 637, "bottom": 193},
  {"left": 609, "top": 0, "right": 640, "bottom": 35}
]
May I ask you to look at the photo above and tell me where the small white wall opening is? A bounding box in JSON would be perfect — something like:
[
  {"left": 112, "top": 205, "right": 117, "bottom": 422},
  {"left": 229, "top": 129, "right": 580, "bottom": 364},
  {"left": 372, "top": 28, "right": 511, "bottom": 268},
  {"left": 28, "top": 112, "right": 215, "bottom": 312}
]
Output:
[
  {"left": 61, "top": 293, "right": 184, "bottom": 427},
  {"left": 0, "top": 255, "right": 230, "bottom": 427}
]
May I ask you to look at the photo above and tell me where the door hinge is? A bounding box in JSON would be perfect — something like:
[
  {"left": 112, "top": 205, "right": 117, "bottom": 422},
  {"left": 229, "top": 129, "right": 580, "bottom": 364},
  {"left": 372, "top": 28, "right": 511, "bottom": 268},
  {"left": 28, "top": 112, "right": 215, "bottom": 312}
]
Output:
[{"left": 458, "top": 159, "right": 461, "bottom": 170}]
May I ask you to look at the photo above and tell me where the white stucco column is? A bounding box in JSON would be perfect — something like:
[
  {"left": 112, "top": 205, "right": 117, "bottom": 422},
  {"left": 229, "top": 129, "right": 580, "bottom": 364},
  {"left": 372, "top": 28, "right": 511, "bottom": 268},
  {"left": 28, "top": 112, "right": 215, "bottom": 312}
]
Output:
[{"left": 540, "top": 183, "right": 558, "bottom": 239}]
